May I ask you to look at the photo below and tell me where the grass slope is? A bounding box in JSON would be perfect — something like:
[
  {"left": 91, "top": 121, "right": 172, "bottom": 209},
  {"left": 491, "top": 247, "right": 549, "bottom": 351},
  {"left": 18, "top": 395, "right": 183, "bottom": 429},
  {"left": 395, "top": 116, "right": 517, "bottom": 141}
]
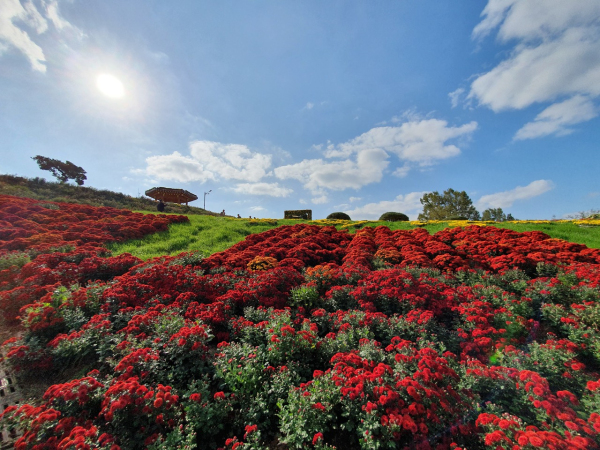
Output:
[
  {"left": 0, "top": 174, "right": 218, "bottom": 215},
  {"left": 106, "top": 216, "right": 300, "bottom": 259}
]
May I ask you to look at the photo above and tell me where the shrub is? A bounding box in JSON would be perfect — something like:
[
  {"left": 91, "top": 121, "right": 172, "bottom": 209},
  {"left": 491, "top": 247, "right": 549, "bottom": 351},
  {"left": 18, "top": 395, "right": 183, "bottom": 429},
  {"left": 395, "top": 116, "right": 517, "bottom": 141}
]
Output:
[
  {"left": 0, "top": 251, "right": 30, "bottom": 270},
  {"left": 326, "top": 212, "right": 350, "bottom": 220},
  {"left": 38, "top": 203, "right": 59, "bottom": 210},
  {"left": 444, "top": 215, "right": 468, "bottom": 220},
  {"left": 378, "top": 212, "right": 409, "bottom": 222},
  {"left": 247, "top": 256, "right": 278, "bottom": 271},
  {"left": 289, "top": 285, "right": 320, "bottom": 309}
]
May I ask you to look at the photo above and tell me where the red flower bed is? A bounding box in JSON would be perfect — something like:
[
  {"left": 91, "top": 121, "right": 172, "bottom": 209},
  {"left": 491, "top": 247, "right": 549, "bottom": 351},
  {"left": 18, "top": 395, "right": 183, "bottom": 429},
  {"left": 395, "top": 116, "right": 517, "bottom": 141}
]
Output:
[
  {"left": 0, "top": 195, "right": 188, "bottom": 322},
  {"left": 1, "top": 215, "right": 600, "bottom": 450}
]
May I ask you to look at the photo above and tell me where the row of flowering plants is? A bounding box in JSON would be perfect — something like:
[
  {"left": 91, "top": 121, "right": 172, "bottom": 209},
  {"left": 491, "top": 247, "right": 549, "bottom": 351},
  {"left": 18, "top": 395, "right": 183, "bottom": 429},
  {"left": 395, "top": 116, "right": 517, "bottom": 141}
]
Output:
[
  {"left": 1, "top": 198, "right": 600, "bottom": 449},
  {"left": 0, "top": 194, "right": 188, "bottom": 322}
]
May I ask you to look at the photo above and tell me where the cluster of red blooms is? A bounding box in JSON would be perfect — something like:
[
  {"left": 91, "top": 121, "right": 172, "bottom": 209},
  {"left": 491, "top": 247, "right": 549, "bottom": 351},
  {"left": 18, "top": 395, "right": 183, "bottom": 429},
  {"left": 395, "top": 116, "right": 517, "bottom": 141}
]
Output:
[
  {"left": 0, "top": 195, "right": 187, "bottom": 322},
  {"left": 1, "top": 210, "right": 600, "bottom": 449}
]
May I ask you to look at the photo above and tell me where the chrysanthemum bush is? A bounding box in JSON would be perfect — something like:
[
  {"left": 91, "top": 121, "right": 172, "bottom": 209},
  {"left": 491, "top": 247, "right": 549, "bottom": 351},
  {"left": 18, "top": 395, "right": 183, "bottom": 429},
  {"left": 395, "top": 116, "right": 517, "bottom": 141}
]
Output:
[
  {"left": 0, "top": 195, "right": 188, "bottom": 323},
  {"left": 2, "top": 204, "right": 600, "bottom": 449}
]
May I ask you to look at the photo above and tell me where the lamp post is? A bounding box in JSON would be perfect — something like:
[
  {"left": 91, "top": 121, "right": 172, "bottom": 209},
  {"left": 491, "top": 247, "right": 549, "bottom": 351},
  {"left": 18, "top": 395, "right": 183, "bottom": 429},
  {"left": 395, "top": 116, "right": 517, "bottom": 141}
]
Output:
[{"left": 203, "top": 190, "right": 211, "bottom": 210}]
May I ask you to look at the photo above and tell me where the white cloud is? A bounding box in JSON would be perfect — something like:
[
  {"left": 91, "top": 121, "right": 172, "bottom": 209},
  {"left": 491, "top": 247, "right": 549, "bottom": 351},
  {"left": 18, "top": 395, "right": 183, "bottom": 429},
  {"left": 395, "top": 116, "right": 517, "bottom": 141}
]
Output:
[
  {"left": 469, "top": 28, "right": 600, "bottom": 111},
  {"left": 349, "top": 196, "right": 361, "bottom": 203},
  {"left": 146, "top": 50, "right": 170, "bottom": 64},
  {"left": 304, "top": 102, "right": 314, "bottom": 110},
  {"left": 448, "top": 88, "right": 465, "bottom": 108},
  {"left": 231, "top": 182, "right": 292, "bottom": 197},
  {"left": 389, "top": 109, "right": 424, "bottom": 124},
  {"left": 275, "top": 118, "right": 477, "bottom": 193},
  {"left": 468, "top": 1, "right": 600, "bottom": 138},
  {"left": 146, "top": 151, "right": 213, "bottom": 183},
  {"left": 0, "top": 0, "right": 80, "bottom": 72},
  {"left": 345, "top": 192, "right": 427, "bottom": 221},
  {"left": 311, "top": 195, "right": 328, "bottom": 205},
  {"left": 250, "top": 206, "right": 266, "bottom": 212},
  {"left": 514, "top": 95, "right": 597, "bottom": 139},
  {"left": 189, "top": 141, "right": 271, "bottom": 182},
  {"left": 477, "top": 179, "right": 554, "bottom": 209},
  {"left": 330, "top": 119, "right": 478, "bottom": 165},
  {"left": 0, "top": 0, "right": 47, "bottom": 72},
  {"left": 45, "top": 1, "right": 72, "bottom": 31},
  {"left": 473, "top": 0, "right": 600, "bottom": 42},
  {"left": 145, "top": 140, "right": 273, "bottom": 184},
  {"left": 274, "top": 148, "right": 389, "bottom": 193},
  {"left": 393, "top": 163, "right": 411, "bottom": 178},
  {"left": 334, "top": 203, "right": 350, "bottom": 210}
]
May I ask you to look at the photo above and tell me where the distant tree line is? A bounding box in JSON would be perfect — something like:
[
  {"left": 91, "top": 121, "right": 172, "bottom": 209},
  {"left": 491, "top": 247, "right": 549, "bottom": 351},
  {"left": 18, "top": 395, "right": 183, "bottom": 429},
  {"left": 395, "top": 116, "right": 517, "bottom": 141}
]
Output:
[{"left": 418, "top": 188, "right": 515, "bottom": 222}]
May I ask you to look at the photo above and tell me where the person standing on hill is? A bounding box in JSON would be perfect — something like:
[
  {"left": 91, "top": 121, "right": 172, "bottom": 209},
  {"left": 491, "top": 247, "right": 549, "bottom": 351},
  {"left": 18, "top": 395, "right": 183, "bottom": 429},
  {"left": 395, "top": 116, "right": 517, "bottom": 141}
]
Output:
[{"left": 157, "top": 200, "right": 165, "bottom": 212}]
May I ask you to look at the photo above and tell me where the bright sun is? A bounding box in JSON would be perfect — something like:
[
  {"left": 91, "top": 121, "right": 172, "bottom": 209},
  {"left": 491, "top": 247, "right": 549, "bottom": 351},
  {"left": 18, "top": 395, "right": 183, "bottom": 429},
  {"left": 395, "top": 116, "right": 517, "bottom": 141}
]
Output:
[{"left": 96, "top": 73, "right": 125, "bottom": 98}]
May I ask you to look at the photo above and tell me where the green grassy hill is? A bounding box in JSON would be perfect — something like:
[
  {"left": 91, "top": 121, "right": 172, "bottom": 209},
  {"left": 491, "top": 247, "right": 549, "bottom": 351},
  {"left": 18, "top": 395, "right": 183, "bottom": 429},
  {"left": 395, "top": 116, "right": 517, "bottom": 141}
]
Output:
[{"left": 0, "top": 174, "right": 217, "bottom": 216}]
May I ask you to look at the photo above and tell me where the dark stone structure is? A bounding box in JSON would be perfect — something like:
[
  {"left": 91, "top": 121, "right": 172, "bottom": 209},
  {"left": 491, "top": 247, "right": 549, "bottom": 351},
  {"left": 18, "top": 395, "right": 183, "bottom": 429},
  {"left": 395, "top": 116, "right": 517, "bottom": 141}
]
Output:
[{"left": 284, "top": 209, "right": 312, "bottom": 220}]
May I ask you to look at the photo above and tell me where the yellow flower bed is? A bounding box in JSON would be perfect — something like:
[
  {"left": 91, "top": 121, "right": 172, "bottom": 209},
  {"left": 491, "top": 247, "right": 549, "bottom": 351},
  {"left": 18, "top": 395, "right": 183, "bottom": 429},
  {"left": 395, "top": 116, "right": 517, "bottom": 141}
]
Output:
[
  {"left": 308, "top": 219, "right": 351, "bottom": 226},
  {"left": 248, "top": 219, "right": 278, "bottom": 226},
  {"left": 573, "top": 219, "right": 600, "bottom": 226},
  {"left": 409, "top": 219, "right": 600, "bottom": 226},
  {"left": 338, "top": 220, "right": 380, "bottom": 229}
]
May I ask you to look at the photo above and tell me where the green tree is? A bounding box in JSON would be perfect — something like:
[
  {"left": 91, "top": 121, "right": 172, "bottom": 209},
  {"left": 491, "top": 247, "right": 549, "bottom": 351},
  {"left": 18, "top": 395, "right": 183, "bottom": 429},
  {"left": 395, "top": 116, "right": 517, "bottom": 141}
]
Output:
[
  {"left": 32, "top": 155, "right": 87, "bottom": 185},
  {"left": 379, "top": 212, "right": 409, "bottom": 222},
  {"left": 482, "top": 208, "right": 507, "bottom": 222},
  {"left": 418, "top": 188, "right": 480, "bottom": 221}
]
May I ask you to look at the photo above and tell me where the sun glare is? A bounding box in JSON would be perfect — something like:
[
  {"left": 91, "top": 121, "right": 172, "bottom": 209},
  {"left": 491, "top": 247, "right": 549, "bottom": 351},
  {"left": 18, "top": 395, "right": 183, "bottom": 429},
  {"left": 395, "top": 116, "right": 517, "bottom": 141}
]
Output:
[{"left": 96, "top": 73, "right": 125, "bottom": 98}]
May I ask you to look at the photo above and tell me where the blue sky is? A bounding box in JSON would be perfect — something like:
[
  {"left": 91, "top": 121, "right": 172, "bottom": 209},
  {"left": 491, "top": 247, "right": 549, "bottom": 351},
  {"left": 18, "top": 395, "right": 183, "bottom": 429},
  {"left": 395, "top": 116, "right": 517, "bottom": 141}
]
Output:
[{"left": 1, "top": 0, "right": 599, "bottom": 220}]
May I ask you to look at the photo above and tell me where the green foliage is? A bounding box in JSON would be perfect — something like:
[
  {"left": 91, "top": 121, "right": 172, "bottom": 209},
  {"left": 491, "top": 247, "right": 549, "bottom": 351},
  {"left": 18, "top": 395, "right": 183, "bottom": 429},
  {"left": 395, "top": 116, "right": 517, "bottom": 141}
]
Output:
[
  {"left": 378, "top": 212, "right": 409, "bottom": 222},
  {"left": 213, "top": 342, "right": 301, "bottom": 436},
  {"left": 38, "top": 202, "right": 59, "bottom": 210},
  {"left": 32, "top": 155, "right": 87, "bottom": 185},
  {"left": 418, "top": 188, "right": 480, "bottom": 221},
  {"left": 0, "top": 251, "right": 30, "bottom": 270},
  {"left": 169, "top": 251, "right": 205, "bottom": 267},
  {"left": 278, "top": 373, "right": 341, "bottom": 448},
  {"left": 482, "top": 207, "right": 507, "bottom": 221},
  {"left": 289, "top": 285, "right": 321, "bottom": 309},
  {"left": 326, "top": 212, "right": 351, "bottom": 220},
  {"left": 500, "top": 341, "right": 592, "bottom": 396}
]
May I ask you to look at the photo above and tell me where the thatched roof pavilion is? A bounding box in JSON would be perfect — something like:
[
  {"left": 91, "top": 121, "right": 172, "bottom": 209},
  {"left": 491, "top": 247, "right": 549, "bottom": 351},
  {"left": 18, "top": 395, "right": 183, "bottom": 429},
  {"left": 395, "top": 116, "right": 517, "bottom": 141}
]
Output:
[{"left": 145, "top": 187, "right": 198, "bottom": 205}]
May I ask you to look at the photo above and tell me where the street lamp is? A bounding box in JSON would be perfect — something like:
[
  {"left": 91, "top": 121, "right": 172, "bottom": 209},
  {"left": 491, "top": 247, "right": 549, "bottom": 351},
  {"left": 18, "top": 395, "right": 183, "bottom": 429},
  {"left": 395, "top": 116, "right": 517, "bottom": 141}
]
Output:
[{"left": 204, "top": 190, "right": 212, "bottom": 210}]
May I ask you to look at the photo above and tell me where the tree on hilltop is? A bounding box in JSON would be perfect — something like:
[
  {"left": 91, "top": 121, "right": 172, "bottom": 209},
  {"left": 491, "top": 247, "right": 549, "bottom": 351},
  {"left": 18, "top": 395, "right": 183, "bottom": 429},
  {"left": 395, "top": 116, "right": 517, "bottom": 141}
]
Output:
[
  {"left": 418, "top": 188, "right": 480, "bottom": 221},
  {"left": 32, "top": 155, "right": 87, "bottom": 186},
  {"left": 482, "top": 207, "right": 507, "bottom": 222}
]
